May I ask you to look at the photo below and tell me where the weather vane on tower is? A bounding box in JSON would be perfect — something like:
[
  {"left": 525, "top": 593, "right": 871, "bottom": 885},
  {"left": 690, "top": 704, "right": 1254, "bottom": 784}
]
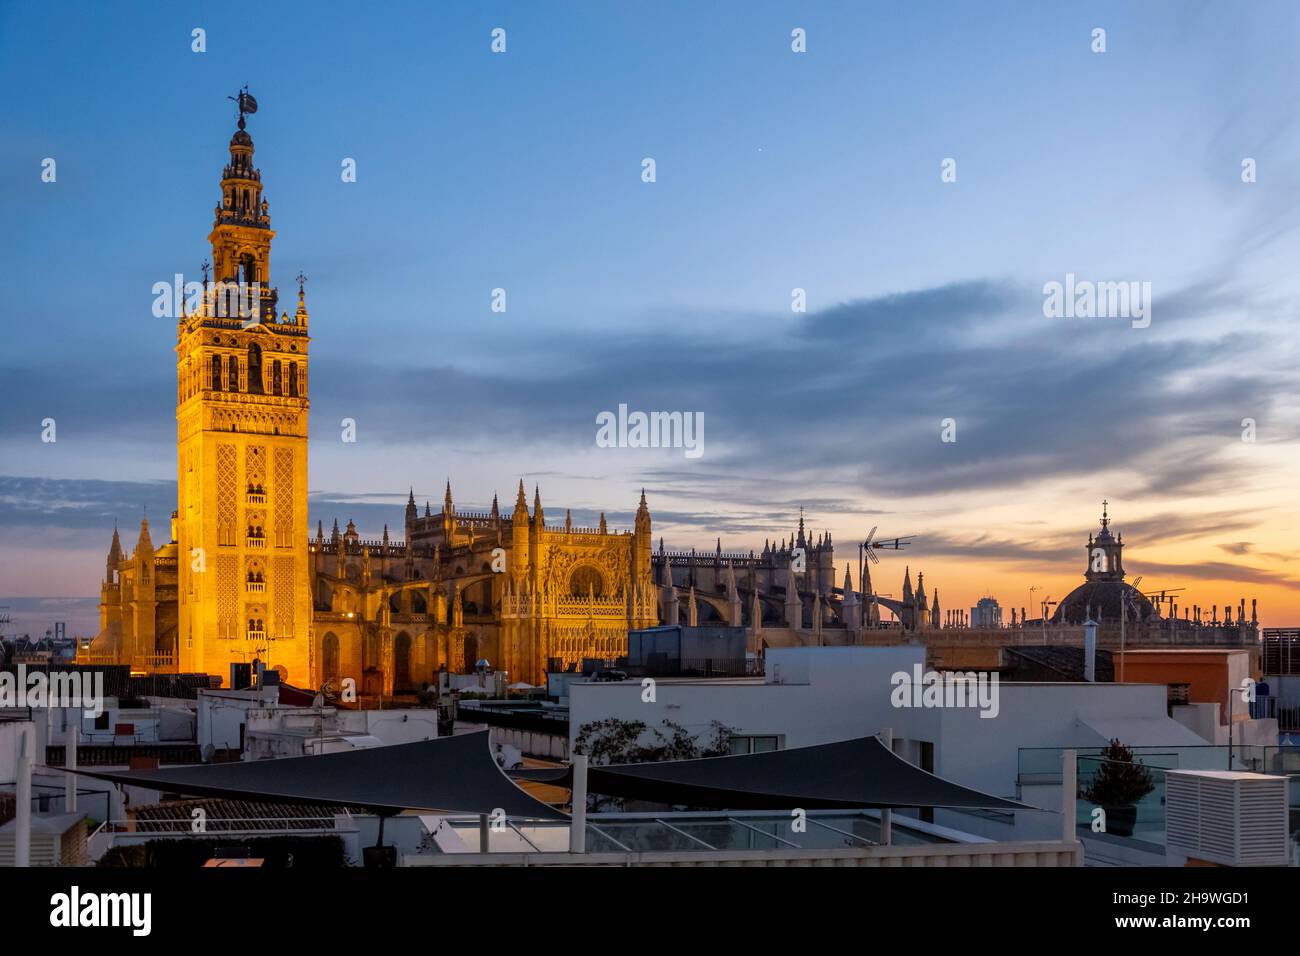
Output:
[{"left": 228, "top": 85, "right": 258, "bottom": 129}]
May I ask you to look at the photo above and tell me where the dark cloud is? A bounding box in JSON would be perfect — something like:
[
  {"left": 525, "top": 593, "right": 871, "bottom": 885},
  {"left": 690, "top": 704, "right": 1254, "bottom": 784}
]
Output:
[
  {"left": 0, "top": 475, "right": 174, "bottom": 534},
  {"left": 1218, "top": 541, "right": 1254, "bottom": 555},
  {"left": 3, "top": 273, "right": 1294, "bottom": 528},
  {"left": 1124, "top": 559, "right": 1300, "bottom": 592},
  {"left": 908, "top": 509, "right": 1274, "bottom": 572}
]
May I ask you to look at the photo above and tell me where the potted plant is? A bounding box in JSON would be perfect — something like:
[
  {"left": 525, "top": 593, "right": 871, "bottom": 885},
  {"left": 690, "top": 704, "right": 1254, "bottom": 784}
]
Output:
[{"left": 1082, "top": 739, "right": 1155, "bottom": 837}]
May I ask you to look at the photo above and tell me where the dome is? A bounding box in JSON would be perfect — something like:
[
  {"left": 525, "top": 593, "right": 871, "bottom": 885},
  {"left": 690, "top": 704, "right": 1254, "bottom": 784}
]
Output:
[
  {"left": 230, "top": 129, "right": 252, "bottom": 146},
  {"left": 1052, "top": 580, "right": 1155, "bottom": 624}
]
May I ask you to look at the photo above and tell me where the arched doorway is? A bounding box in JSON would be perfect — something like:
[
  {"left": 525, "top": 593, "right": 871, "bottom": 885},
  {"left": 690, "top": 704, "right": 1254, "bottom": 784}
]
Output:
[
  {"left": 322, "top": 632, "right": 340, "bottom": 688},
  {"left": 394, "top": 632, "right": 412, "bottom": 691},
  {"left": 463, "top": 633, "right": 478, "bottom": 673}
]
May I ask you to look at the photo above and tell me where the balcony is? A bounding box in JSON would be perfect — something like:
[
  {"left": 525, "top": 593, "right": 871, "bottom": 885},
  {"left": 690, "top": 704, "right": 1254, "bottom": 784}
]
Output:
[
  {"left": 246, "top": 536, "right": 266, "bottom": 549},
  {"left": 132, "top": 653, "right": 178, "bottom": 674},
  {"left": 246, "top": 580, "right": 266, "bottom": 594},
  {"left": 246, "top": 492, "right": 266, "bottom": 505}
]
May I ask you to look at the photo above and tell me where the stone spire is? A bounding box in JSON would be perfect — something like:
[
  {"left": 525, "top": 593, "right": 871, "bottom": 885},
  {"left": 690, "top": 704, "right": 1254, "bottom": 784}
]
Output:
[
  {"left": 135, "top": 514, "right": 155, "bottom": 555},
  {"left": 727, "top": 563, "right": 742, "bottom": 626},
  {"left": 663, "top": 563, "right": 679, "bottom": 625},
  {"left": 785, "top": 566, "right": 803, "bottom": 629},
  {"left": 842, "top": 564, "right": 859, "bottom": 629},
  {"left": 106, "top": 523, "right": 122, "bottom": 583},
  {"left": 294, "top": 272, "right": 309, "bottom": 327}
]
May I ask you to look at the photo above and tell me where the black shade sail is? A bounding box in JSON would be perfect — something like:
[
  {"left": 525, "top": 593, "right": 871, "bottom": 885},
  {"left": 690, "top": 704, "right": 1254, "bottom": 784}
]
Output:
[
  {"left": 519, "top": 736, "right": 1031, "bottom": 811},
  {"left": 70, "top": 731, "right": 567, "bottom": 820}
]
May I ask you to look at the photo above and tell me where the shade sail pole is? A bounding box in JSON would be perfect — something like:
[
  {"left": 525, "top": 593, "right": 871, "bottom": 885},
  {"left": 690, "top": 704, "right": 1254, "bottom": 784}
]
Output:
[
  {"left": 878, "top": 728, "right": 892, "bottom": 846},
  {"left": 1061, "top": 749, "right": 1077, "bottom": 844},
  {"left": 15, "top": 726, "right": 32, "bottom": 868},
  {"left": 65, "top": 723, "right": 79, "bottom": 813},
  {"left": 569, "top": 754, "right": 588, "bottom": 854}
]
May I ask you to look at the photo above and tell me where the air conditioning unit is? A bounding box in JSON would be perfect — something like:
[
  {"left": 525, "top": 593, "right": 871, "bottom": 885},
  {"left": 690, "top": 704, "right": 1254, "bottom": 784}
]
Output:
[{"left": 1165, "top": 770, "right": 1290, "bottom": 866}]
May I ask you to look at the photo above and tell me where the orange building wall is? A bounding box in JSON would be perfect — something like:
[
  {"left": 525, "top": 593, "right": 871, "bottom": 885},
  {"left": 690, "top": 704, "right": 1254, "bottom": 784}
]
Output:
[{"left": 1119, "top": 650, "right": 1252, "bottom": 726}]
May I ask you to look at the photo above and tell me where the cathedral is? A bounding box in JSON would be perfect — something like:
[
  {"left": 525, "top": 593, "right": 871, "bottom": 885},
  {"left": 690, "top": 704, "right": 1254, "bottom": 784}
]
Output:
[
  {"left": 88, "top": 102, "right": 939, "bottom": 692},
  {"left": 310, "top": 483, "right": 657, "bottom": 693}
]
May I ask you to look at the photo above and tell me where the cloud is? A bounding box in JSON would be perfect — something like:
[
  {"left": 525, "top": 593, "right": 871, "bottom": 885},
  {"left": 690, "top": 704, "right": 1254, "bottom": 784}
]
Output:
[
  {"left": 3, "top": 272, "right": 1295, "bottom": 548},
  {"left": 1124, "top": 559, "right": 1300, "bottom": 591},
  {"left": 0, "top": 475, "right": 174, "bottom": 533}
]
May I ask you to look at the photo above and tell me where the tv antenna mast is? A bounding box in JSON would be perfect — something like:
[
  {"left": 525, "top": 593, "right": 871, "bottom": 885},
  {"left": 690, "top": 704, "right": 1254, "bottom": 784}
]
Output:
[
  {"left": 858, "top": 527, "right": 915, "bottom": 608},
  {"left": 860, "top": 526, "right": 914, "bottom": 566}
]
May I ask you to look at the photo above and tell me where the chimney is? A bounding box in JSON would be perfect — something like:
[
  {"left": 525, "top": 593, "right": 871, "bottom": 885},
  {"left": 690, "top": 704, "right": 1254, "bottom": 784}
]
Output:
[{"left": 1083, "top": 615, "right": 1098, "bottom": 682}]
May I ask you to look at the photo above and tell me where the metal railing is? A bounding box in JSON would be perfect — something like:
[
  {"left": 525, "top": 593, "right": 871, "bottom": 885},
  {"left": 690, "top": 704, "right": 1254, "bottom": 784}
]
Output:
[{"left": 98, "top": 813, "right": 352, "bottom": 834}]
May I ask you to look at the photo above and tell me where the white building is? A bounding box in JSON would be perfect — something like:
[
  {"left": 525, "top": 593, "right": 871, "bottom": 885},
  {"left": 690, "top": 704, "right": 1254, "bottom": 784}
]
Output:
[
  {"left": 196, "top": 685, "right": 439, "bottom": 759},
  {"left": 566, "top": 645, "right": 1243, "bottom": 854}
]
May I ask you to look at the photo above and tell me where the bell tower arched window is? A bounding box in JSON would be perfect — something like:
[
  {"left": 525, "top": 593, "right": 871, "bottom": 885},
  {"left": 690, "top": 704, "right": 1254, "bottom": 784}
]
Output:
[
  {"left": 211, "top": 355, "right": 222, "bottom": 391},
  {"left": 247, "top": 343, "right": 263, "bottom": 394},
  {"left": 288, "top": 362, "right": 298, "bottom": 397}
]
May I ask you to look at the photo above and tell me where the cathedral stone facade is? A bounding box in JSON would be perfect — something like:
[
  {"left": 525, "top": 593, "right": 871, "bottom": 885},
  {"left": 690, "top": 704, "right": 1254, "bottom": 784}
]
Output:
[{"left": 310, "top": 484, "right": 658, "bottom": 692}]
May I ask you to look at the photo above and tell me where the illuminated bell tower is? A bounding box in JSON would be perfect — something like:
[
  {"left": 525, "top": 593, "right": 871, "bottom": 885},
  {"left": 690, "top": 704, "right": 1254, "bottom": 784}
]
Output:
[{"left": 176, "top": 92, "right": 313, "bottom": 685}]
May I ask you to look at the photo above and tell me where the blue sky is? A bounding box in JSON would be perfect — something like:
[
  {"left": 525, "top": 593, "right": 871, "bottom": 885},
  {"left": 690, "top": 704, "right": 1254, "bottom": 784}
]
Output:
[{"left": 4, "top": 1, "right": 1300, "bottom": 632}]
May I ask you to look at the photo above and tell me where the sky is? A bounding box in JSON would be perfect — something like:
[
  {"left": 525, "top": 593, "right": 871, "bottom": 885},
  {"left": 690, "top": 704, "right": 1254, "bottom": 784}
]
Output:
[{"left": 3, "top": 0, "right": 1300, "bottom": 637}]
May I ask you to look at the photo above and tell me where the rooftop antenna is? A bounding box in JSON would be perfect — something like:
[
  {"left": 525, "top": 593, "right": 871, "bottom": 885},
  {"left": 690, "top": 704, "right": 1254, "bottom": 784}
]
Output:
[
  {"left": 1142, "top": 586, "right": 1187, "bottom": 621},
  {"left": 861, "top": 526, "right": 914, "bottom": 565}
]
